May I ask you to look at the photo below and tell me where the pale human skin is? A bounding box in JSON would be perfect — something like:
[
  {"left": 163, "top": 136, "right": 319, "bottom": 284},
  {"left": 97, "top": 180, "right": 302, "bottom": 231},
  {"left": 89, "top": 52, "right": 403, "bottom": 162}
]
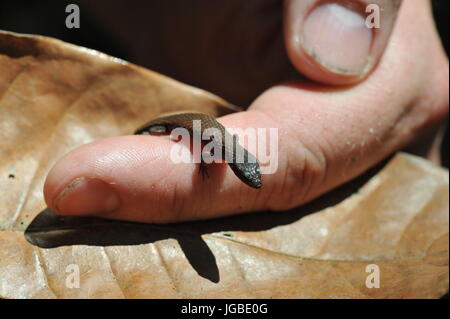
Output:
[{"left": 44, "top": 0, "right": 448, "bottom": 223}]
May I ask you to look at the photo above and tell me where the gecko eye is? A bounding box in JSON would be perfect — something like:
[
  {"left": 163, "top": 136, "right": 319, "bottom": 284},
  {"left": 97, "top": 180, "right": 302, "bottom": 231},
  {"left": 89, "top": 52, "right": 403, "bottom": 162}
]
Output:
[{"left": 148, "top": 125, "right": 168, "bottom": 134}]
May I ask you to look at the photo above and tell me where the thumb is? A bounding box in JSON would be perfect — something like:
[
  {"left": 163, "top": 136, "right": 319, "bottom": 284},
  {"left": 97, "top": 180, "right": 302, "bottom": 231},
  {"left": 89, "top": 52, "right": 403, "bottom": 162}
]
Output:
[{"left": 284, "top": 0, "right": 401, "bottom": 85}]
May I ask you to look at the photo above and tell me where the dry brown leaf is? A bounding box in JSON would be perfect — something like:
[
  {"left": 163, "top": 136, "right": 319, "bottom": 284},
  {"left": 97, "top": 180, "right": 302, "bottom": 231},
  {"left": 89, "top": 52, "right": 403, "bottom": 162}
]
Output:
[{"left": 0, "top": 31, "right": 448, "bottom": 299}]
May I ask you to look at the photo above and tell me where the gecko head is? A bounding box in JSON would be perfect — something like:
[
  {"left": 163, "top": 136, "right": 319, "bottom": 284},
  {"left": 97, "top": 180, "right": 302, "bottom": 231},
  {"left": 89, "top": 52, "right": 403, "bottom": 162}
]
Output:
[{"left": 231, "top": 161, "right": 262, "bottom": 189}]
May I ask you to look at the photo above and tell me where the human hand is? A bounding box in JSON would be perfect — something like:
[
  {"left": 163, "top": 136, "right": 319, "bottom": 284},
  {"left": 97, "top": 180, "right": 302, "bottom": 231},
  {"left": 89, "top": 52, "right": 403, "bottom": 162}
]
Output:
[{"left": 44, "top": 0, "right": 448, "bottom": 223}]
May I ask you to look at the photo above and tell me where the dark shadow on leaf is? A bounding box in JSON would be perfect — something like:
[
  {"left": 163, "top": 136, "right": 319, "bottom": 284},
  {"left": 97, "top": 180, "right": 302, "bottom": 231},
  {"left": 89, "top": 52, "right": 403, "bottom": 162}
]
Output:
[{"left": 25, "top": 159, "right": 389, "bottom": 283}]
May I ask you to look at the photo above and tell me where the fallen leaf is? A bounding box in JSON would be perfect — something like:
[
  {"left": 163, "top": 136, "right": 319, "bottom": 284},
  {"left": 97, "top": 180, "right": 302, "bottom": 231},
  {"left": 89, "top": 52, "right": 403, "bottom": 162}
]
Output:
[
  {"left": 0, "top": 30, "right": 238, "bottom": 233},
  {"left": 0, "top": 31, "right": 448, "bottom": 298}
]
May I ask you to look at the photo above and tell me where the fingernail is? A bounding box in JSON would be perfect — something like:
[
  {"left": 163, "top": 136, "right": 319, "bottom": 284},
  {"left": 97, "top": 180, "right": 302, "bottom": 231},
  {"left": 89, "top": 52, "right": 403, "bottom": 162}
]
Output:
[
  {"left": 301, "top": 3, "right": 373, "bottom": 74},
  {"left": 54, "top": 177, "right": 120, "bottom": 215}
]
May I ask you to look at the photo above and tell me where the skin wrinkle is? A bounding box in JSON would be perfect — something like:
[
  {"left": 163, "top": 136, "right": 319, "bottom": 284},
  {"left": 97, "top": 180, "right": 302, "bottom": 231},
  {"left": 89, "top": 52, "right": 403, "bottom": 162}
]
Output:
[
  {"left": 270, "top": 140, "right": 313, "bottom": 210},
  {"left": 170, "top": 180, "right": 183, "bottom": 222},
  {"left": 250, "top": 180, "right": 263, "bottom": 212},
  {"left": 374, "top": 59, "right": 432, "bottom": 151},
  {"left": 276, "top": 141, "right": 310, "bottom": 208},
  {"left": 218, "top": 109, "right": 272, "bottom": 211},
  {"left": 280, "top": 77, "right": 422, "bottom": 205},
  {"left": 237, "top": 109, "right": 279, "bottom": 211},
  {"left": 260, "top": 158, "right": 281, "bottom": 211},
  {"left": 424, "top": 73, "right": 449, "bottom": 123},
  {"left": 242, "top": 175, "right": 258, "bottom": 211},
  {"left": 266, "top": 104, "right": 329, "bottom": 209},
  {"left": 302, "top": 132, "right": 331, "bottom": 204},
  {"left": 271, "top": 151, "right": 295, "bottom": 209},
  {"left": 249, "top": 107, "right": 308, "bottom": 209},
  {"left": 294, "top": 144, "right": 326, "bottom": 207},
  {"left": 261, "top": 77, "right": 418, "bottom": 210}
]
